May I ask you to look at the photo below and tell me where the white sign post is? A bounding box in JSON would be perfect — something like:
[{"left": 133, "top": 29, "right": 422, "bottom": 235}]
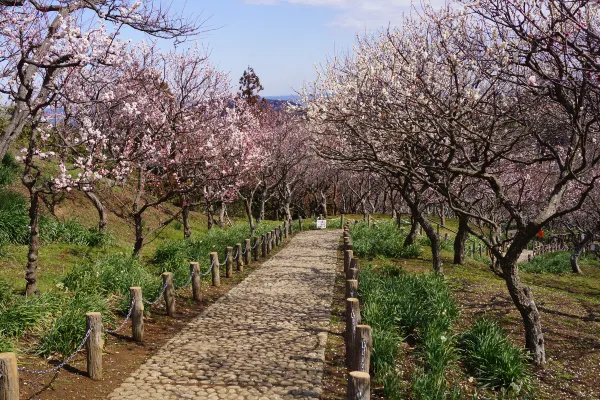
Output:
[{"left": 316, "top": 220, "right": 327, "bottom": 229}]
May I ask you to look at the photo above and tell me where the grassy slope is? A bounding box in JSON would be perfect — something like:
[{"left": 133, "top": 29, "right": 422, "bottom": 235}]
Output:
[{"left": 0, "top": 178, "right": 212, "bottom": 293}]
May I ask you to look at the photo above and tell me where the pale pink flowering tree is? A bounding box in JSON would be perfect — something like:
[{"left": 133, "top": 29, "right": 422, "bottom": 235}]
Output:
[{"left": 0, "top": 0, "right": 203, "bottom": 159}]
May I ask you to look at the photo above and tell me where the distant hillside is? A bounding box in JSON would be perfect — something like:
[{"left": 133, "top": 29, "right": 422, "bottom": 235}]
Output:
[{"left": 264, "top": 95, "right": 301, "bottom": 110}]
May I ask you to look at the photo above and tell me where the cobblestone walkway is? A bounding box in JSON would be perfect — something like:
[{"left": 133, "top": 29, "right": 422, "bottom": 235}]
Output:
[{"left": 108, "top": 229, "right": 340, "bottom": 400}]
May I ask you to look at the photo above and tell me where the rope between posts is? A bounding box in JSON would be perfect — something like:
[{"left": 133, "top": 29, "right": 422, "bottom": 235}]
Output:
[
  {"left": 17, "top": 327, "right": 93, "bottom": 376},
  {"left": 105, "top": 298, "right": 136, "bottom": 334},
  {"left": 143, "top": 280, "right": 169, "bottom": 306}
]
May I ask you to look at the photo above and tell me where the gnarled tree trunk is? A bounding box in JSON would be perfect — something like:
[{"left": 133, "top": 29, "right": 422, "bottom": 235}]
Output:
[
  {"left": 25, "top": 191, "right": 40, "bottom": 295},
  {"left": 404, "top": 216, "right": 419, "bottom": 247}
]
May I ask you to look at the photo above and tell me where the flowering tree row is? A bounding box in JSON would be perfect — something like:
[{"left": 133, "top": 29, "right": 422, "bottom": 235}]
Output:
[{"left": 302, "top": 0, "right": 600, "bottom": 365}]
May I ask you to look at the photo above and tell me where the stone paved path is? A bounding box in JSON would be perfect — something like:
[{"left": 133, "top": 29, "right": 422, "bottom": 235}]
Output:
[{"left": 108, "top": 229, "right": 340, "bottom": 400}]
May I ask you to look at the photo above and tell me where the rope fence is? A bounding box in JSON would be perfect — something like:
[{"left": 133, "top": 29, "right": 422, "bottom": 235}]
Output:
[{"left": 0, "top": 219, "right": 300, "bottom": 399}]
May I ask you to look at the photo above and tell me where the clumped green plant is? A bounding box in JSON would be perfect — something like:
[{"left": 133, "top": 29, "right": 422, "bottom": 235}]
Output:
[
  {"left": 0, "top": 335, "right": 14, "bottom": 352},
  {"left": 359, "top": 266, "right": 459, "bottom": 398},
  {"left": 62, "top": 254, "right": 161, "bottom": 311},
  {"left": 0, "top": 153, "right": 19, "bottom": 188},
  {"left": 40, "top": 218, "right": 114, "bottom": 247},
  {"left": 38, "top": 292, "right": 112, "bottom": 357},
  {"left": 459, "top": 318, "right": 532, "bottom": 395},
  {"left": 152, "top": 221, "right": 282, "bottom": 287},
  {"left": 0, "top": 190, "right": 29, "bottom": 246},
  {"left": 350, "top": 220, "right": 421, "bottom": 259},
  {"left": 520, "top": 251, "right": 573, "bottom": 274},
  {"left": 0, "top": 293, "right": 63, "bottom": 338}
]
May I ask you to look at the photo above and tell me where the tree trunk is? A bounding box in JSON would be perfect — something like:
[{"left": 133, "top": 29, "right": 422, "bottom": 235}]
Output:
[
  {"left": 284, "top": 201, "right": 292, "bottom": 221},
  {"left": 570, "top": 232, "right": 592, "bottom": 274},
  {"left": 453, "top": 214, "right": 469, "bottom": 265},
  {"left": 244, "top": 198, "right": 256, "bottom": 235},
  {"left": 218, "top": 203, "right": 225, "bottom": 228},
  {"left": 500, "top": 248, "right": 546, "bottom": 365},
  {"left": 84, "top": 191, "right": 107, "bottom": 231},
  {"left": 207, "top": 201, "right": 214, "bottom": 230},
  {"left": 320, "top": 190, "right": 328, "bottom": 218},
  {"left": 407, "top": 205, "right": 441, "bottom": 273},
  {"left": 132, "top": 213, "right": 144, "bottom": 257},
  {"left": 439, "top": 204, "right": 446, "bottom": 226},
  {"left": 404, "top": 216, "right": 418, "bottom": 247},
  {"left": 259, "top": 193, "right": 267, "bottom": 223},
  {"left": 25, "top": 191, "right": 40, "bottom": 295},
  {"left": 182, "top": 204, "right": 191, "bottom": 240}
]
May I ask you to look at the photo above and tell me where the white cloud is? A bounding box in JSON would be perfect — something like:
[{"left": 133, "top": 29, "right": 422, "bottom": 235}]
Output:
[{"left": 245, "top": 0, "right": 445, "bottom": 29}]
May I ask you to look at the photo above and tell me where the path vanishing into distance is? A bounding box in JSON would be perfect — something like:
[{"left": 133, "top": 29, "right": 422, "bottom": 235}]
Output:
[{"left": 108, "top": 229, "right": 340, "bottom": 400}]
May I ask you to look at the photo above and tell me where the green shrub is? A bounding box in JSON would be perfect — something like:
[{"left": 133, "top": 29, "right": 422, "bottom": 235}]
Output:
[
  {"left": 38, "top": 292, "right": 112, "bottom": 357},
  {"left": 459, "top": 319, "right": 532, "bottom": 394},
  {"left": 350, "top": 221, "right": 422, "bottom": 259},
  {"left": 520, "top": 252, "right": 572, "bottom": 274}
]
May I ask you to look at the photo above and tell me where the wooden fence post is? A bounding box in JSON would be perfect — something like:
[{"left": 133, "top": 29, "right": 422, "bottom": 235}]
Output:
[
  {"left": 225, "top": 246, "right": 233, "bottom": 278},
  {"left": 130, "top": 287, "right": 144, "bottom": 342},
  {"left": 86, "top": 312, "right": 102, "bottom": 380},
  {"left": 353, "top": 325, "right": 372, "bottom": 373},
  {"left": 190, "top": 263, "right": 202, "bottom": 304},
  {"left": 210, "top": 252, "right": 221, "bottom": 287},
  {"left": 341, "top": 214, "right": 345, "bottom": 228},
  {"left": 283, "top": 222, "right": 288, "bottom": 239},
  {"left": 346, "top": 280, "right": 358, "bottom": 299},
  {"left": 0, "top": 352, "right": 19, "bottom": 400},
  {"left": 299, "top": 217, "right": 303, "bottom": 231},
  {"left": 261, "top": 234, "right": 267, "bottom": 258},
  {"left": 275, "top": 228, "right": 280, "bottom": 247},
  {"left": 235, "top": 243, "right": 244, "bottom": 272},
  {"left": 346, "top": 298, "right": 361, "bottom": 369},
  {"left": 344, "top": 250, "right": 353, "bottom": 273},
  {"left": 343, "top": 236, "right": 350, "bottom": 251},
  {"left": 349, "top": 268, "right": 358, "bottom": 280},
  {"left": 162, "top": 272, "right": 175, "bottom": 317},
  {"left": 479, "top": 244, "right": 483, "bottom": 258},
  {"left": 347, "top": 372, "right": 370, "bottom": 400},
  {"left": 244, "top": 238, "right": 251, "bottom": 266}
]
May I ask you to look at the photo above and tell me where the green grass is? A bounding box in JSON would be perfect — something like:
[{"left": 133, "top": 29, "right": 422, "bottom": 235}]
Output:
[
  {"left": 350, "top": 220, "right": 422, "bottom": 259},
  {"left": 152, "top": 221, "right": 282, "bottom": 287},
  {"left": 358, "top": 265, "right": 460, "bottom": 398},
  {"left": 459, "top": 319, "right": 533, "bottom": 395},
  {"left": 37, "top": 292, "right": 113, "bottom": 357},
  {"left": 520, "top": 251, "right": 584, "bottom": 274}
]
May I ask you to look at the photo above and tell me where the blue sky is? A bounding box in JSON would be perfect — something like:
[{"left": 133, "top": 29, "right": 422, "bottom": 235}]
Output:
[{"left": 127, "top": 0, "right": 426, "bottom": 96}]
